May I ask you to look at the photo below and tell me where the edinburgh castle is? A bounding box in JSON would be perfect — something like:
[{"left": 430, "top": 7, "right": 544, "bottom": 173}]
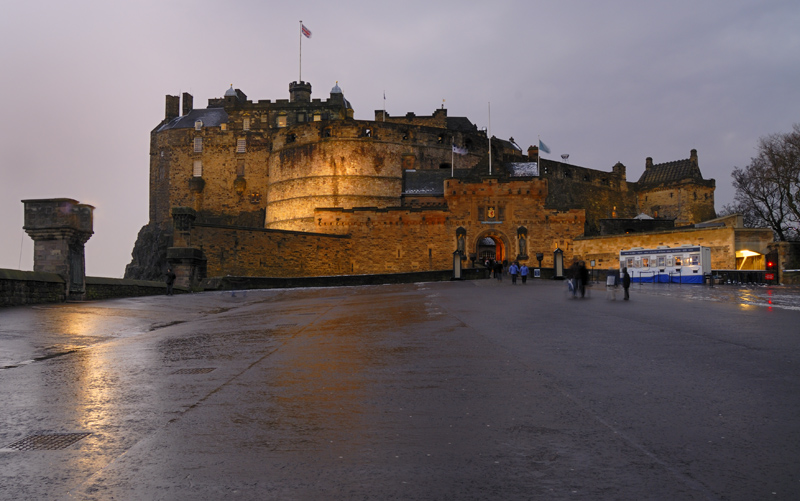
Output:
[{"left": 125, "top": 80, "right": 716, "bottom": 286}]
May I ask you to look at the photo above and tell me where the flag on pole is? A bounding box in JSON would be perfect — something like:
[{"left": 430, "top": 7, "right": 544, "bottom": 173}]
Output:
[
  {"left": 301, "top": 24, "right": 312, "bottom": 38},
  {"left": 452, "top": 144, "right": 468, "bottom": 155},
  {"left": 539, "top": 139, "right": 551, "bottom": 154}
]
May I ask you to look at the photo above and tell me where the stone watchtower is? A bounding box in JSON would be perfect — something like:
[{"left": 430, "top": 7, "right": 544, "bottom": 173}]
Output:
[{"left": 23, "top": 198, "right": 94, "bottom": 300}]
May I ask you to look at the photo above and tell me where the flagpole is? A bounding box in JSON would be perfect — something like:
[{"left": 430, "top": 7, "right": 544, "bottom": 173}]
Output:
[
  {"left": 537, "top": 135, "right": 540, "bottom": 170},
  {"left": 299, "top": 21, "right": 303, "bottom": 81},
  {"left": 488, "top": 102, "right": 492, "bottom": 176},
  {"left": 451, "top": 137, "right": 455, "bottom": 177}
]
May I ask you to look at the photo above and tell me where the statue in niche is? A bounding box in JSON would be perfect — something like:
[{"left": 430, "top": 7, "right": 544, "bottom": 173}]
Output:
[{"left": 457, "top": 233, "right": 466, "bottom": 255}]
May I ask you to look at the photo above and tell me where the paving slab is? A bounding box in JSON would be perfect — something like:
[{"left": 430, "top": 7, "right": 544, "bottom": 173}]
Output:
[{"left": 1, "top": 280, "right": 799, "bottom": 500}]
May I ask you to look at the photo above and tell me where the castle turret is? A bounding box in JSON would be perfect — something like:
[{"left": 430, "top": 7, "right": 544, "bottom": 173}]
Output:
[{"left": 290, "top": 81, "right": 312, "bottom": 103}]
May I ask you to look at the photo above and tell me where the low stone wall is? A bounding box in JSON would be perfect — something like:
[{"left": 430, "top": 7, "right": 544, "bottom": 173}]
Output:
[
  {"left": 0, "top": 269, "right": 65, "bottom": 307},
  {"left": 201, "top": 269, "right": 486, "bottom": 291},
  {"left": 85, "top": 276, "right": 187, "bottom": 300}
]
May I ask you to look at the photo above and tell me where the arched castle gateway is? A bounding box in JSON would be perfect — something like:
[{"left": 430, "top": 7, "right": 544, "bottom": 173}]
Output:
[{"left": 125, "top": 80, "right": 716, "bottom": 285}]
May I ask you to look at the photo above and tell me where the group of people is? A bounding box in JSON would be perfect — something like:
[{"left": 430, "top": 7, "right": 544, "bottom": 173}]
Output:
[
  {"left": 483, "top": 259, "right": 530, "bottom": 285},
  {"left": 568, "top": 260, "right": 590, "bottom": 298},
  {"left": 569, "top": 259, "right": 632, "bottom": 300}
]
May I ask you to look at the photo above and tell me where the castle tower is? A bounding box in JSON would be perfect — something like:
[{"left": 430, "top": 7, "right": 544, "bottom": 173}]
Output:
[{"left": 290, "top": 81, "right": 312, "bottom": 103}]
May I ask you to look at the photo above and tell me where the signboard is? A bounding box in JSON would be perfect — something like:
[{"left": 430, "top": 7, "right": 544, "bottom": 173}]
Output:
[{"left": 765, "top": 273, "right": 775, "bottom": 280}]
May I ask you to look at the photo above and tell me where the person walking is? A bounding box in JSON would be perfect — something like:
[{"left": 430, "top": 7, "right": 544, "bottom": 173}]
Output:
[
  {"left": 509, "top": 262, "right": 519, "bottom": 285},
  {"left": 578, "top": 261, "right": 589, "bottom": 298},
  {"left": 568, "top": 259, "right": 579, "bottom": 297},
  {"left": 622, "top": 267, "right": 631, "bottom": 300},
  {"left": 494, "top": 261, "right": 503, "bottom": 281},
  {"left": 165, "top": 267, "right": 176, "bottom": 296},
  {"left": 520, "top": 264, "right": 529, "bottom": 284}
]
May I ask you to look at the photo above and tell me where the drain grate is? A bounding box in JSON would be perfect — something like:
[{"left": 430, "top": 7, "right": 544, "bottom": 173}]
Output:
[
  {"left": 171, "top": 368, "right": 216, "bottom": 375},
  {"left": 5, "top": 433, "right": 91, "bottom": 451}
]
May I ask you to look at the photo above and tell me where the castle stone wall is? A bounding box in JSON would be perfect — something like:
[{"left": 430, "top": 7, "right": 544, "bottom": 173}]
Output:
[
  {"left": 573, "top": 226, "right": 764, "bottom": 271},
  {"left": 191, "top": 224, "right": 353, "bottom": 277},
  {"left": 637, "top": 182, "right": 716, "bottom": 225}
]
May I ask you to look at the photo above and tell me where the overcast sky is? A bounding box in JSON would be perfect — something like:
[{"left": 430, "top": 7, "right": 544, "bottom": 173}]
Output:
[{"left": 1, "top": 0, "right": 798, "bottom": 277}]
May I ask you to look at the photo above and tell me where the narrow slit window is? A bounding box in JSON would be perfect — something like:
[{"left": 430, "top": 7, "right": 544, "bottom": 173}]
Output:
[
  {"left": 194, "top": 137, "right": 203, "bottom": 153},
  {"left": 237, "top": 138, "right": 246, "bottom": 153},
  {"left": 193, "top": 160, "right": 202, "bottom": 177}
]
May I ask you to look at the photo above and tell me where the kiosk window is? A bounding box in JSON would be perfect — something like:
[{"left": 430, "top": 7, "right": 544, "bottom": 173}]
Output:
[
  {"left": 657, "top": 256, "right": 666, "bottom": 267},
  {"left": 674, "top": 256, "right": 682, "bottom": 266},
  {"left": 642, "top": 258, "right": 650, "bottom": 268},
  {"left": 689, "top": 254, "right": 699, "bottom": 266}
]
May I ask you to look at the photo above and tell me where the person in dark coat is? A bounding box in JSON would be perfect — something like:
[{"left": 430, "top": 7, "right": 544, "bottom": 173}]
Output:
[
  {"left": 165, "top": 267, "right": 176, "bottom": 296},
  {"left": 578, "top": 261, "right": 589, "bottom": 298},
  {"left": 622, "top": 267, "right": 631, "bottom": 300}
]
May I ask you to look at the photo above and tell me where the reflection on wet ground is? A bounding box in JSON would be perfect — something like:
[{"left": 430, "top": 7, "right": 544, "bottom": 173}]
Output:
[{"left": 624, "top": 282, "right": 800, "bottom": 311}]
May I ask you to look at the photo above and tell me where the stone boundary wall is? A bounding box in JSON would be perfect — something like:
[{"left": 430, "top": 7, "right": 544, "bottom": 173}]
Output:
[
  {"left": 85, "top": 276, "right": 188, "bottom": 300},
  {"left": 1, "top": 270, "right": 188, "bottom": 307},
  {"left": 0, "top": 269, "right": 65, "bottom": 307},
  {"left": 201, "top": 269, "right": 486, "bottom": 291}
]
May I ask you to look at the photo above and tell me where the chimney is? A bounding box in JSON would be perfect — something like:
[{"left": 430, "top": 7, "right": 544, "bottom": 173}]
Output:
[
  {"left": 690, "top": 149, "right": 698, "bottom": 167},
  {"left": 645, "top": 157, "right": 653, "bottom": 170},
  {"left": 182, "top": 92, "right": 193, "bottom": 116},
  {"left": 165, "top": 95, "right": 180, "bottom": 120}
]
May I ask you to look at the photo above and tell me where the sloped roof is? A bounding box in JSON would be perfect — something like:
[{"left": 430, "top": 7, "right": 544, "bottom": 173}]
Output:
[
  {"left": 157, "top": 108, "right": 229, "bottom": 132},
  {"left": 637, "top": 153, "right": 704, "bottom": 186},
  {"left": 447, "top": 116, "right": 477, "bottom": 132}
]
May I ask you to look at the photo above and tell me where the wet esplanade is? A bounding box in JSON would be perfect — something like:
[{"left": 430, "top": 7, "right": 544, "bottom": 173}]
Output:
[{"left": 1, "top": 280, "right": 799, "bottom": 500}]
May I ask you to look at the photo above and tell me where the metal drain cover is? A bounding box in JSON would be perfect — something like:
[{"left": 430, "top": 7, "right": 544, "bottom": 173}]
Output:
[
  {"left": 171, "top": 368, "right": 216, "bottom": 374},
  {"left": 5, "top": 433, "right": 91, "bottom": 451}
]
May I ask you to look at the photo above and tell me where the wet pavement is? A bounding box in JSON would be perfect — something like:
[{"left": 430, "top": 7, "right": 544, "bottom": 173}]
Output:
[{"left": 1, "top": 279, "right": 799, "bottom": 500}]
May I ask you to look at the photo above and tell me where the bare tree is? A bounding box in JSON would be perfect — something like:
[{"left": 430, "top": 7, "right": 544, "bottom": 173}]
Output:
[{"left": 728, "top": 124, "right": 800, "bottom": 241}]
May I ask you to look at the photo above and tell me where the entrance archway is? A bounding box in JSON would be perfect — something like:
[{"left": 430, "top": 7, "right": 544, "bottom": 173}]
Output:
[{"left": 474, "top": 230, "right": 510, "bottom": 264}]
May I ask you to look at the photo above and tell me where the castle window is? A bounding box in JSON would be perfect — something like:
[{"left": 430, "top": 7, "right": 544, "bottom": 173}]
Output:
[
  {"left": 286, "top": 133, "right": 296, "bottom": 144},
  {"left": 322, "top": 128, "right": 332, "bottom": 138},
  {"left": 313, "top": 113, "right": 322, "bottom": 122},
  {"left": 363, "top": 128, "right": 372, "bottom": 137},
  {"left": 693, "top": 191, "right": 697, "bottom": 200},
  {"left": 194, "top": 120, "right": 203, "bottom": 130},
  {"left": 237, "top": 160, "right": 245, "bottom": 177},
  {"left": 564, "top": 169, "right": 571, "bottom": 178},
  {"left": 402, "top": 131, "right": 410, "bottom": 140},
  {"left": 583, "top": 174, "right": 590, "bottom": 182},
  {"left": 440, "top": 163, "right": 451, "bottom": 170},
  {"left": 464, "top": 138, "right": 472, "bottom": 149},
  {"left": 220, "top": 123, "right": 227, "bottom": 131},
  {"left": 543, "top": 166, "right": 549, "bottom": 174},
  {"left": 477, "top": 206, "right": 485, "bottom": 220},
  {"left": 193, "top": 137, "right": 203, "bottom": 153},
  {"left": 277, "top": 115, "right": 287, "bottom": 128},
  {"left": 237, "top": 138, "right": 246, "bottom": 153},
  {"left": 193, "top": 160, "right": 202, "bottom": 177},
  {"left": 438, "top": 134, "right": 445, "bottom": 144},
  {"left": 243, "top": 117, "right": 250, "bottom": 130},
  {"left": 670, "top": 192, "right": 673, "bottom": 198},
  {"left": 297, "top": 112, "right": 306, "bottom": 123}
]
